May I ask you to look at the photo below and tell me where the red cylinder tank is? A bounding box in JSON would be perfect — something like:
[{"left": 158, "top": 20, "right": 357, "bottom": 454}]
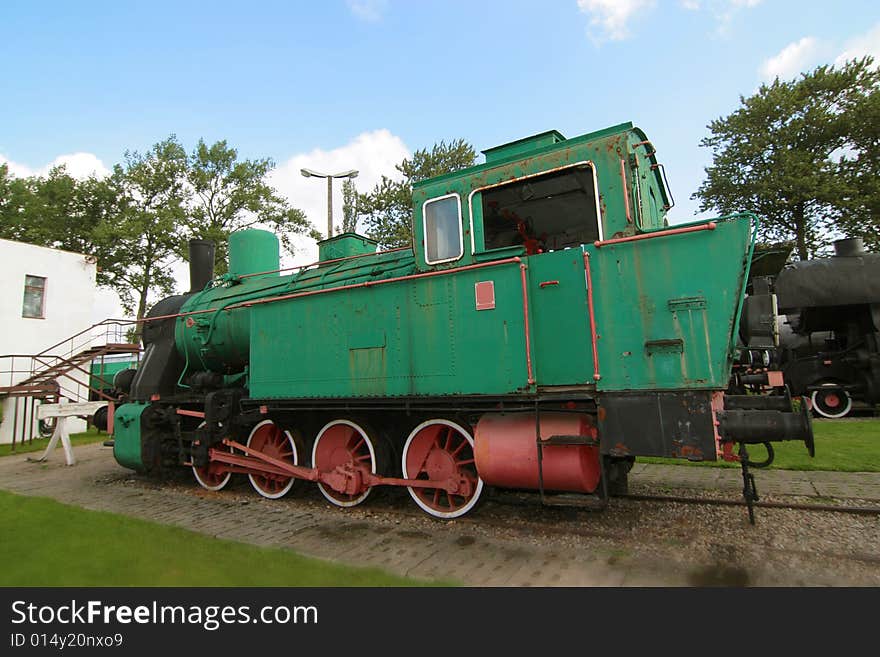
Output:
[{"left": 474, "top": 413, "right": 601, "bottom": 493}]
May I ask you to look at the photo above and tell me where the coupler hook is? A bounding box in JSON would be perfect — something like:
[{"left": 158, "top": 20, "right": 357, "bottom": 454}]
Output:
[{"left": 738, "top": 443, "right": 759, "bottom": 525}]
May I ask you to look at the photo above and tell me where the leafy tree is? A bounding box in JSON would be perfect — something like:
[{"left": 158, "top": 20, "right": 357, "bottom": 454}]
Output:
[
  {"left": 694, "top": 57, "right": 879, "bottom": 259},
  {"left": 184, "top": 139, "right": 310, "bottom": 273},
  {"left": 0, "top": 164, "right": 34, "bottom": 242},
  {"left": 837, "top": 76, "right": 880, "bottom": 252},
  {"left": 0, "top": 164, "right": 113, "bottom": 261},
  {"left": 95, "top": 136, "right": 189, "bottom": 322},
  {"left": 1, "top": 136, "right": 313, "bottom": 325},
  {"left": 357, "top": 139, "right": 476, "bottom": 248},
  {"left": 341, "top": 177, "right": 358, "bottom": 233}
]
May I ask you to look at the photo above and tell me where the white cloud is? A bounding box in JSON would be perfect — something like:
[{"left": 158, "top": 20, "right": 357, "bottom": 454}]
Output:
[
  {"left": 760, "top": 36, "right": 822, "bottom": 81},
  {"left": 347, "top": 0, "right": 388, "bottom": 22},
  {"left": 755, "top": 23, "right": 880, "bottom": 84},
  {"left": 834, "top": 22, "right": 880, "bottom": 67},
  {"left": 711, "top": 0, "right": 763, "bottom": 37},
  {"left": 268, "top": 129, "right": 410, "bottom": 265},
  {"left": 679, "top": 0, "right": 701, "bottom": 10},
  {"left": 577, "top": 0, "right": 656, "bottom": 44},
  {"left": 0, "top": 152, "right": 110, "bottom": 179}
]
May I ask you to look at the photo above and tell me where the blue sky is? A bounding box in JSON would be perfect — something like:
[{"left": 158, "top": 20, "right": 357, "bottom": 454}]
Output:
[{"left": 2, "top": 0, "right": 878, "bottom": 248}]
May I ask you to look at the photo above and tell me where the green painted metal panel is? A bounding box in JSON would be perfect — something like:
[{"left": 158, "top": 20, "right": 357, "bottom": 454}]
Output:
[
  {"left": 318, "top": 233, "right": 378, "bottom": 261},
  {"left": 527, "top": 249, "right": 594, "bottom": 385},
  {"left": 248, "top": 262, "right": 529, "bottom": 398},
  {"left": 589, "top": 215, "right": 754, "bottom": 391},
  {"left": 482, "top": 130, "right": 566, "bottom": 163},
  {"left": 113, "top": 402, "right": 148, "bottom": 471},
  {"left": 89, "top": 357, "right": 137, "bottom": 391}
]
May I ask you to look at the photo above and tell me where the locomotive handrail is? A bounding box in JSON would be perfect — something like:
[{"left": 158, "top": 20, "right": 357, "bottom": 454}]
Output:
[
  {"left": 583, "top": 252, "right": 601, "bottom": 382},
  {"left": 593, "top": 222, "right": 717, "bottom": 247},
  {"left": 619, "top": 158, "right": 633, "bottom": 225}
]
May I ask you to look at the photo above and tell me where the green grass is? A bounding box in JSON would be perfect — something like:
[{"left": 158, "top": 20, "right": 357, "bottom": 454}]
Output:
[
  {"left": 0, "top": 427, "right": 107, "bottom": 457},
  {"left": 639, "top": 418, "right": 880, "bottom": 472},
  {"left": 0, "top": 490, "right": 445, "bottom": 586}
]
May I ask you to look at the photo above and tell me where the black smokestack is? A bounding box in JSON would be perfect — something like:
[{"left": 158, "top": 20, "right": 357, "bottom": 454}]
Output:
[
  {"left": 188, "top": 239, "right": 215, "bottom": 293},
  {"left": 833, "top": 238, "right": 865, "bottom": 257}
]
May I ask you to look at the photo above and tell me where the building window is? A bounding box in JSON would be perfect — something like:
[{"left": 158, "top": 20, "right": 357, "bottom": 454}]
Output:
[
  {"left": 22, "top": 275, "right": 46, "bottom": 319},
  {"left": 423, "top": 194, "right": 462, "bottom": 264}
]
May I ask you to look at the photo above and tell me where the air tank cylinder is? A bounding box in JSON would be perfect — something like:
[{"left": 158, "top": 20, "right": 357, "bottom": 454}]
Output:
[{"left": 474, "top": 413, "right": 601, "bottom": 493}]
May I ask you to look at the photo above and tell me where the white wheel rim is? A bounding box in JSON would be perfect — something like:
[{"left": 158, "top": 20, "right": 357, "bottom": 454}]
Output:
[
  {"left": 402, "top": 419, "right": 484, "bottom": 519},
  {"left": 312, "top": 420, "right": 377, "bottom": 507},
  {"left": 811, "top": 388, "right": 852, "bottom": 419},
  {"left": 192, "top": 423, "right": 232, "bottom": 491},
  {"left": 246, "top": 419, "right": 298, "bottom": 499}
]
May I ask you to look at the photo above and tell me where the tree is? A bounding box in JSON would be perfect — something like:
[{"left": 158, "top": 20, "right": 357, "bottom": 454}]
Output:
[
  {"left": 0, "top": 164, "right": 113, "bottom": 261},
  {"left": 693, "top": 57, "right": 880, "bottom": 259},
  {"left": 184, "top": 139, "right": 311, "bottom": 273},
  {"left": 341, "top": 177, "right": 358, "bottom": 233},
  {"left": 357, "top": 139, "right": 476, "bottom": 248},
  {"left": 1, "top": 136, "right": 314, "bottom": 325},
  {"left": 95, "top": 136, "right": 189, "bottom": 322},
  {"left": 837, "top": 76, "right": 880, "bottom": 252},
  {"left": 0, "top": 164, "right": 35, "bottom": 243}
]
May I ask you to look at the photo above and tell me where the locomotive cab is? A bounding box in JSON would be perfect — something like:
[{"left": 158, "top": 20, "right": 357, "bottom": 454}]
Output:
[{"left": 411, "top": 123, "right": 672, "bottom": 272}]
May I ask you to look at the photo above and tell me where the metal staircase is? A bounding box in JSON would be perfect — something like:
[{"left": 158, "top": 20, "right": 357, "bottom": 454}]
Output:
[{"left": 0, "top": 319, "right": 141, "bottom": 449}]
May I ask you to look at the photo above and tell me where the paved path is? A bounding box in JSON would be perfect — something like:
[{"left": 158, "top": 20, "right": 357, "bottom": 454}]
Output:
[{"left": 1, "top": 443, "right": 877, "bottom": 586}]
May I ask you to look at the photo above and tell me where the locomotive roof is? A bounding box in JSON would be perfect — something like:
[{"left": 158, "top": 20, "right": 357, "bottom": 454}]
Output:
[{"left": 413, "top": 121, "right": 639, "bottom": 189}]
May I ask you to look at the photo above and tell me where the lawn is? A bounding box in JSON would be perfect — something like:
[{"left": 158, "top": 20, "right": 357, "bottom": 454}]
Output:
[
  {"left": 0, "top": 426, "right": 107, "bottom": 457},
  {"left": 0, "top": 490, "right": 444, "bottom": 586},
  {"left": 639, "top": 418, "right": 880, "bottom": 472}
]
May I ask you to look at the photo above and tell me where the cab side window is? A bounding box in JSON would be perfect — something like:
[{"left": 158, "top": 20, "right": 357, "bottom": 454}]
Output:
[{"left": 423, "top": 194, "right": 462, "bottom": 264}]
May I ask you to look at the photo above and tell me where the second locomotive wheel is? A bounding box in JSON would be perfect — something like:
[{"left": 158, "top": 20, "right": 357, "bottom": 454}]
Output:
[
  {"left": 811, "top": 385, "right": 853, "bottom": 419},
  {"left": 402, "top": 419, "right": 484, "bottom": 519},
  {"left": 192, "top": 427, "right": 233, "bottom": 492},
  {"left": 312, "top": 419, "right": 385, "bottom": 508},
  {"left": 246, "top": 419, "right": 300, "bottom": 499}
]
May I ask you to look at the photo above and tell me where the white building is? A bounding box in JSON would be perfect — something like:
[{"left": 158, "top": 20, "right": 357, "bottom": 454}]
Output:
[{"left": 0, "top": 239, "right": 98, "bottom": 444}]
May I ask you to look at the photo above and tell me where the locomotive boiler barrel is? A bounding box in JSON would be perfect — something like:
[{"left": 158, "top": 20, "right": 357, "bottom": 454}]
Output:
[
  {"left": 474, "top": 413, "right": 602, "bottom": 493},
  {"left": 174, "top": 229, "right": 283, "bottom": 372}
]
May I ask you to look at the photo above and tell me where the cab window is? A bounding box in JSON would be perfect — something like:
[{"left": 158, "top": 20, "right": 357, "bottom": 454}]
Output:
[
  {"left": 481, "top": 166, "right": 600, "bottom": 254},
  {"left": 423, "top": 194, "right": 462, "bottom": 264}
]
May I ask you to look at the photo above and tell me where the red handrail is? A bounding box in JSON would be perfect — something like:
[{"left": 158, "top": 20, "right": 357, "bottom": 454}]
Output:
[
  {"left": 594, "top": 222, "right": 716, "bottom": 248},
  {"left": 583, "top": 252, "right": 601, "bottom": 382}
]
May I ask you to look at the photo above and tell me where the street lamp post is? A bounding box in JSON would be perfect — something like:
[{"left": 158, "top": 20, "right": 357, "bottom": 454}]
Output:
[{"left": 300, "top": 168, "right": 359, "bottom": 239}]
